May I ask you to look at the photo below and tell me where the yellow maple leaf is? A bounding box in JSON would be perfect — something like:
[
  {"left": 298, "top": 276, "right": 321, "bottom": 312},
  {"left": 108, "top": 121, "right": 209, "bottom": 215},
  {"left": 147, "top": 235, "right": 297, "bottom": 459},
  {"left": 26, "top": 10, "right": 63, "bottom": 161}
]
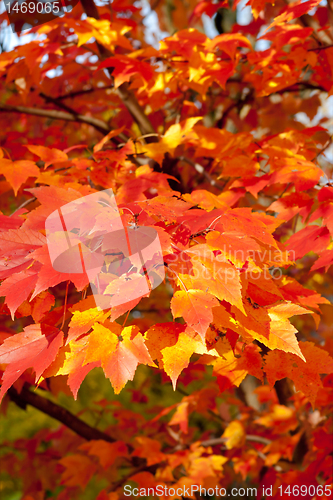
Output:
[
  {"left": 84, "top": 323, "right": 156, "bottom": 393},
  {"left": 222, "top": 421, "right": 246, "bottom": 449}
]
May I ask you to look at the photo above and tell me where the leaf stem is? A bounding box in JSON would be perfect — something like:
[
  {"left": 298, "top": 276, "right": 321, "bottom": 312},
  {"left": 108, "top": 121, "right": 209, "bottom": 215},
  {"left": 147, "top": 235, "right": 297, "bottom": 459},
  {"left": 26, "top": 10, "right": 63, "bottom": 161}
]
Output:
[{"left": 60, "top": 281, "right": 70, "bottom": 331}]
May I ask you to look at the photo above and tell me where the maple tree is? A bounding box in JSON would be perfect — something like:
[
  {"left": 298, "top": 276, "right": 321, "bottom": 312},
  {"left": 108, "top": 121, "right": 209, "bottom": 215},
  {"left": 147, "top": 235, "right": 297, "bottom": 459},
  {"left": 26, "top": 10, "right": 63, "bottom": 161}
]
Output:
[{"left": 0, "top": 0, "right": 333, "bottom": 498}]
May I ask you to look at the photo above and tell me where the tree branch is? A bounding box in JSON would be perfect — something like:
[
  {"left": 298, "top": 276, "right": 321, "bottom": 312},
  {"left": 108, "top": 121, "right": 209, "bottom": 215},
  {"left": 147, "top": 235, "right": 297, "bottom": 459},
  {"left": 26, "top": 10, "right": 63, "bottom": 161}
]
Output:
[
  {"left": 309, "top": 44, "right": 333, "bottom": 51},
  {"left": 56, "top": 85, "right": 113, "bottom": 101},
  {"left": 277, "top": 82, "right": 327, "bottom": 93},
  {"left": 39, "top": 92, "right": 88, "bottom": 116},
  {"left": 7, "top": 384, "right": 116, "bottom": 443},
  {"left": 7, "top": 382, "right": 275, "bottom": 494},
  {"left": 274, "top": 379, "right": 294, "bottom": 407},
  {"left": 10, "top": 197, "right": 37, "bottom": 217},
  {"left": 200, "top": 435, "right": 272, "bottom": 448},
  {"left": 39, "top": 92, "right": 129, "bottom": 144},
  {"left": 0, "top": 103, "right": 111, "bottom": 135}
]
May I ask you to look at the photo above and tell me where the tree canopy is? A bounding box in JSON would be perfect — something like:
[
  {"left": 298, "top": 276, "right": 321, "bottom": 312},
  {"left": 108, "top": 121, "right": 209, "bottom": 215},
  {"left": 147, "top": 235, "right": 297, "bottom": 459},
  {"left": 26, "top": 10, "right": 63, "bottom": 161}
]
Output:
[{"left": 0, "top": 0, "right": 333, "bottom": 499}]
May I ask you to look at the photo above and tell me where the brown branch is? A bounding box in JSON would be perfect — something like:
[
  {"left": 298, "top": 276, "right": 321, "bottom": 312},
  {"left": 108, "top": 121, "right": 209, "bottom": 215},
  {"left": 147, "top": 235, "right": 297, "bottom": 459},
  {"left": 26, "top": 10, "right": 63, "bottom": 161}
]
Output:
[
  {"left": 39, "top": 92, "right": 129, "bottom": 144},
  {"left": 117, "top": 85, "right": 156, "bottom": 138},
  {"left": 80, "top": 0, "right": 100, "bottom": 18},
  {"left": 308, "top": 44, "right": 333, "bottom": 51},
  {"left": 56, "top": 85, "right": 113, "bottom": 101},
  {"left": 277, "top": 82, "right": 327, "bottom": 93},
  {"left": 7, "top": 383, "right": 161, "bottom": 493},
  {"left": 315, "top": 135, "right": 333, "bottom": 159},
  {"left": 0, "top": 103, "right": 111, "bottom": 135},
  {"left": 10, "top": 197, "right": 37, "bottom": 217},
  {"left": 7, "top": 382, "right": 274, "bottom": 495},
  {"left": 299, "top": 13, "right": 333, "bottom": 46},
  {"left": 39, "top": 92, "right": 86, "bottom": 116},
  {"left": 274, "top": 379, "right": 294, "bottom": 407},
  {"left": 79, "top": 0, "right": 156, "bottom": 139},
  {"left": 200, "top": 435, "right": 271, "bottom": 448},
  {"left": 7, "top": 383, "right": 116, "bottom": 443}
]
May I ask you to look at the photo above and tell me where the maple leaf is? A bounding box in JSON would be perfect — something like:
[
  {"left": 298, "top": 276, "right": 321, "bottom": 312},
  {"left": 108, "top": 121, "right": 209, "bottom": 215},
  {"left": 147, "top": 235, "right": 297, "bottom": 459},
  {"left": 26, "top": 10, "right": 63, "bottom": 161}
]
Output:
[
  {"left": 33, "top": 291, "right": 56, "bottom": 322},
  {"left": 145, "top": 323, "right": 218, "bottom": 389},
  {"left": 310, "top": 249, "right": 333, "bottom": 272},
  {"left": 67, "top": 306, "right": 111, "bottom": 344},
  {"left": 206, "top": 230, "right": 262, "bottom": 265},
  {"left": 98, "top": 56, "right": 154, "bottom": 88},
  {"left": 190, "top": 0, "right": 227, "bottom": 21},
  {"left": 0, "top": 208, "right": 25, "bottom": 231},
  {"left": 68, "top": 17, "right": 133, "bottom": 50},
  {"left": 267, "top": 159, "right": 323, "bottom": 191},
  {"left": 286, "top": 225, "right": 330, "bottom": 260},
  {"left": 0, "top": 159, "right": 39, "bottom": 195},
  {"left": 1, "top": 1, "right": 333, "bottom": 495},
  {"left": 42, "top": 338, "right": 100, "bottom": 399},
  {"left": 84, "top": 323, "right": 156, "bottom": 393},
  {"left": 264, "top": 342, "right": 333, "bottom": 407},
  {"left": 22, "top": 186, "right": 84, "bottom": 231},
  {"left": 93, "top": 127, "right": 126, "bottom": 153},
  {"left": 161, "top": 328, "right": 214, "bottom": 389},
  {"left": 180, "top": 245, "right": 245, "bottom": 314},
  {"left": 26, "top": 145, "right": 68, "bottom": 168},
  {"left": 187, "top": 451, "right": 228, "bottom": 480},
  {"left": 138, "top": 117, "right": 201, "bottom": 165},
  {"left": 206, "top": 33, "right": 252, "bottom": 59},
  {"left": 232, "top": 302, "right": 311, "bottom": 361},
  {"left": 29, "top": 245, "right": 89, "bottom": 298},
  {"left": 265, "top": 0, "right": 322, "bottom": 32},
  {"left": 138, "top": 196, "right": 192, "bottom": 223},
  {"left": 266, "top": 303, "right": 313, "bottom": 361},
  {"left": 0, "top": 324, "right": 63, "bottom": 401},
  {"left": 0, "top": 269, "right": 39, "bottom": 319},
  {"left": 16, "top": 289, "right": 55, "bottom": 323},
  {"left": 255, "top": 405, "right": 298, "bottom": 434},
  {"left": 170, "top": 289, "right": 219, "bottom": 340},
  {"left": 0, "top": 228, "right": 46, "bottom": 256},
  {"left": 222, "top": 421, "right": 246, "bottom": 449},
  {"left": 132, "top": 437, "right": 166, "bottom": 466},
  {"left": 79, "top": 440, "right": 128, "bottom": 470},
  {"left": 59, "top": 454, "right": 96, "bottom": 488},
  {"left": 208, "top": 338, "right": 251, "bottom": 389}
]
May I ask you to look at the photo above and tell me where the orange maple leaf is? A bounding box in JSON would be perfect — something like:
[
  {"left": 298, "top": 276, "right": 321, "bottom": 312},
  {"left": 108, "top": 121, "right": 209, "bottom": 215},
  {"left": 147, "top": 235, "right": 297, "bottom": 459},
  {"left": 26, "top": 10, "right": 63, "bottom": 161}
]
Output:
[{"left": 84, "top": 323, "right": 156, "bottom": 393}]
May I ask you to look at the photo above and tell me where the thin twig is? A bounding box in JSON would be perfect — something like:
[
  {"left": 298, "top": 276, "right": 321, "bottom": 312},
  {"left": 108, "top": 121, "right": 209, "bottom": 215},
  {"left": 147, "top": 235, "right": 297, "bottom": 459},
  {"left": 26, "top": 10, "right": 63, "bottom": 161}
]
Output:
[
  {"left": 9, "top": 197, "right": 37, "bottom": 217},
  {"left": 308, "top": 44, "right": 333, "bottom": 51},
  {"left": 0, "top": 104, "right": 111, "bottom": 135},
  {"left": 55, "top": 85, "right": 114, "bottom": 101},
  {"left": 60, "top": 281, "right": 70, "bottom": 330},
  {"left": 315, "top": 136, "right": 333, "bottom": 159},
  {"left": 200, "top": 434, "right": 271, "bottom": 448},
  {"left": 7, "top": 383, "right": 116, "bottom": 443}
]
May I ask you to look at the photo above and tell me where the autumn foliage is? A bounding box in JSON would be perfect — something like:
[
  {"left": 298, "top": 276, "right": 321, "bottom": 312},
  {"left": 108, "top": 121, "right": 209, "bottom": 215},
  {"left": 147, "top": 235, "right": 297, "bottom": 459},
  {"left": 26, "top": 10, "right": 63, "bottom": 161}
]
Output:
[{"left": 0, "top": 0, "right": 333, "bottom": 498}]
